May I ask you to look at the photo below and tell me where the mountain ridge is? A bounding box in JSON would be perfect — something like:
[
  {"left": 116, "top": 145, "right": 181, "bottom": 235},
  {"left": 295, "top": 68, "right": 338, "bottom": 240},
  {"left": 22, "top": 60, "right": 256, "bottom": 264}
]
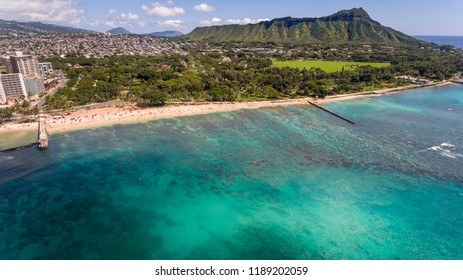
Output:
[
  {"left": 0, "top": 18, "right": 184, "bottom": 37},
  {"left": 0, "top": 19, "right": 96, "bottom": 35},
  {"left": 187, "top": 8, "right": 427, "bottom": 46},
  {"left": 107, "top": 27, "right": 132, "bottom": 35},
  {"left": 106, "top": 27, "right": 183, "bottom": 37},
  {"left": 146, "top": 31, "right": 184, "bottom": 37}
]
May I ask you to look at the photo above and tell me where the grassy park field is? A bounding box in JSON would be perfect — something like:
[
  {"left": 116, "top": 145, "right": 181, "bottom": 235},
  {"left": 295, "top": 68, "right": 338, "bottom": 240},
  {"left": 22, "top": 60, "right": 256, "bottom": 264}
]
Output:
[{"left": 273, "top": 60, "right": 390, "bottom": 73}]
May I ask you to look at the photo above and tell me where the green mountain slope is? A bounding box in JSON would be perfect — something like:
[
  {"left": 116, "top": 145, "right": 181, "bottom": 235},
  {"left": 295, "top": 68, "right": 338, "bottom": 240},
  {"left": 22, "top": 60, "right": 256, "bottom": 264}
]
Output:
[{"left": 187, "top": 8, "right": 426, "bottom": 46}]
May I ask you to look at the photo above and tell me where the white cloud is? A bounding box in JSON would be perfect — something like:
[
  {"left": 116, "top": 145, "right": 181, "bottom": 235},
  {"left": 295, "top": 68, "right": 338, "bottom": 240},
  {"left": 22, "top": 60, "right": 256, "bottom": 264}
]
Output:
[
  {"left": 194, "top": 3, "right": 215, "bottom": 12},
  {"left": 0, "top": 0, "right": 84, "bottom": 24},
  {"left": 104, "top": 21, "right": 118, "bottom": 29},
  {"left": 104, "top": 9, "right": 141, "bottom": 29},
  {"left": 158, "top": 20, "right": 184, "bottom": 28},
  {"left": 106, "top": 9, "right": 117, "bottom": 19},
  {"left": 107, "top": 9, "right": 139, "bottom": 21},
  {"left": 200, "top": 17, "right": 222, "bottom": 26},
  {"left": 142, "top": 2, "right": 185, "bottom": 17},
  {"left": 89, "top": 20, "right": 100, "bottom": 27},
  {"left": 121, "top": 13, "right": 139, "bottom": 20},
  {"left": 211, "top": 17, "right": 222, "bottom": 23},
  {"left": 227, "top": 18, "right": 270, "bottom": 25}
]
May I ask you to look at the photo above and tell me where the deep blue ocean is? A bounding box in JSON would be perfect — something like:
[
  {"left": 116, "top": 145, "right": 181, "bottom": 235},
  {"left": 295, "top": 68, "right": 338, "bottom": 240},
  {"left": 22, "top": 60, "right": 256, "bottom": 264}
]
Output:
[
  {"left": 0, "top": 84, "right": 462, "bottom": 260},
  {"left": 414, "top": 36, "right": 463, "bottom": 48}
]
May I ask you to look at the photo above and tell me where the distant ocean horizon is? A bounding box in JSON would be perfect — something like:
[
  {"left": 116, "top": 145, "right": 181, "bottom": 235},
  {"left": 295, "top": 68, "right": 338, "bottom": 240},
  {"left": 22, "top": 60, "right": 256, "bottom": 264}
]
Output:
[{"left": 414, "top": 36, "right": 463, "bottom": 48}]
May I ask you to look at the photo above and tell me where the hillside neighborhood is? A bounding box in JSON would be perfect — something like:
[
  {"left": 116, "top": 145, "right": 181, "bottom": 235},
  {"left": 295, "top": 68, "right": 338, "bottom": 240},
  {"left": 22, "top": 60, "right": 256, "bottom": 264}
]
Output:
[{"left": 0, "top": 33, "right": 189, "bottom": 59}]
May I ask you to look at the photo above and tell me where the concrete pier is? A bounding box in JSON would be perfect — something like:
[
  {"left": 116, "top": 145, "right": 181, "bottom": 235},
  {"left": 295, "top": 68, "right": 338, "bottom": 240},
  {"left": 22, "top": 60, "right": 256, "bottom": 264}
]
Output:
[
  {"left": 307, "top": 101, "right": 356, "bottom": 125},
  {"left": 38, "top": 116, "right": 49, "bottom": 150}
]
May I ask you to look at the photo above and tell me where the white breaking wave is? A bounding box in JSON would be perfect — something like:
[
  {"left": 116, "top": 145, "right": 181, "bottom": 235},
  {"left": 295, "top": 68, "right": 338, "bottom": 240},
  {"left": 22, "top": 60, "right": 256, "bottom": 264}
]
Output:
[
  {"left": 425, "top": 143, "right": 462, "bottom": 159},
  {"left": 440, "top": 143, "right": 456, "bottom": 148},
  {"left": 0, "top": 156, "right": 14, "bottom": 163}
]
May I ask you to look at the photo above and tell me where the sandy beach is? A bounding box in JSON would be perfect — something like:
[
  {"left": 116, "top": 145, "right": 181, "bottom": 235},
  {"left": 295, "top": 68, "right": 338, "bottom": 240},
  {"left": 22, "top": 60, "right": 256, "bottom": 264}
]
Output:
[{"left": 0, "top": 81, "right": 452, "bottom": 136}]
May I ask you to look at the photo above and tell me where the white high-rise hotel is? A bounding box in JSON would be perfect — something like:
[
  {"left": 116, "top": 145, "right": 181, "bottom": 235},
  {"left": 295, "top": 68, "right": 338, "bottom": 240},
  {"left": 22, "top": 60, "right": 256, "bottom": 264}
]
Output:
[
  {"left": 1, "top": 51, "right": 45, "bottom": 104},
  {"left": 3, "top": 51, "right": 40, "bottom": 79},
  {"left": 0, "top": 79, "right": 6, "bottom": 104},
  {"left": 0, "top": 74, "right": 27, "bottom": 103}
]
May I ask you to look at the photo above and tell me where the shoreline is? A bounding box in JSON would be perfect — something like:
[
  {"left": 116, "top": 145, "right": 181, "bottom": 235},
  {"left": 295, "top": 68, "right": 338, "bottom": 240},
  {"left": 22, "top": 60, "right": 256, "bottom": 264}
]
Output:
[
  {"left": 0, "top": 122, "right": 38, "bottom": 151},
  {"left": 0, "top": 81, "right": 453, "bottom": 136}
]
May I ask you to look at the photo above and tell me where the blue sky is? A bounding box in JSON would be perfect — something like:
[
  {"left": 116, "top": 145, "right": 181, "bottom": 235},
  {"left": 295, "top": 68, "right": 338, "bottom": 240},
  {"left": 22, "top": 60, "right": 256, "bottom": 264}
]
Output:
[{"left": 0, "top": 0, "right": 462, "bottom": 35}]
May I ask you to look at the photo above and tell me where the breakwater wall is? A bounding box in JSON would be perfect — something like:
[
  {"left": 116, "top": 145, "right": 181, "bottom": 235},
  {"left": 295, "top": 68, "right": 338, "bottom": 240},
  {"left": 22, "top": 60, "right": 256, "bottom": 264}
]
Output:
[
  {"left": 307, "top": 101, "right": 356, "bottom": 125},
  {"left": 38, "top": 117, "right": 49, "bottom": 150}
]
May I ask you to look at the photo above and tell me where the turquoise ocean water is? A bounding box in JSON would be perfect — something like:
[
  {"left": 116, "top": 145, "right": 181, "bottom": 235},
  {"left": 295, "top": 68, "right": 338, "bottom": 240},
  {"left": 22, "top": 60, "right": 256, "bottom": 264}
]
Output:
[{"left": 0, "top": 84, "right": 462, "bottom": 260}]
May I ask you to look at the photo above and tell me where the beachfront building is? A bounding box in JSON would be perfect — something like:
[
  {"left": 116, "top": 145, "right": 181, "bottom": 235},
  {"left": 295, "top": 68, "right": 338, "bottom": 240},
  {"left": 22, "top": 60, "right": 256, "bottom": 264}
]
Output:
[
  {"left": 39, "top": 62, "right": 53, "bottom": 77},
  {"left": 2, "top": 51, "right": 41, "bottom": 79},
  {"left": 24, "top": 77, "right": 45, "bottom": 96},
  {"left": 0, "top": 73, "right": 27, "bottom": 103},
  {"left": 0, "top": 81, "right": 6, "bottom": 104},
  {"left": 2, "top": 52, "right": 48, "bottom": 95},
  {"left": 2, "top": 56, "right": 13, "bottom": 74}
]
